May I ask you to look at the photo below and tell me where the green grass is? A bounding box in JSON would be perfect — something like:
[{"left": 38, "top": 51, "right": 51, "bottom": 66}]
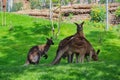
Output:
[{"left": 0, "top": 13, "right": 120, "bottom": 80}]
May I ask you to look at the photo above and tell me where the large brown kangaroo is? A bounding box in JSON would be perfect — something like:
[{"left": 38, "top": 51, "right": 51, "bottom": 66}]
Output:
[
  {"left": 24, "top": 37, "right": 54, "bottom": 66},
  {"left": 52, "top": 22, "right": 100, "bottom": 65},
  {"left": 52, "top": 22, "right": 87, "bottom": 64},
  {"left": 55, "top": 22, "right": 85, "bottom": 64}
]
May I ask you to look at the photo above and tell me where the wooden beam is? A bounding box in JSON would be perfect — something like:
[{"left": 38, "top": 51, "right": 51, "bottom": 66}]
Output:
[{"left": 2, "top": 0, "right": 6, "bottom": 11}]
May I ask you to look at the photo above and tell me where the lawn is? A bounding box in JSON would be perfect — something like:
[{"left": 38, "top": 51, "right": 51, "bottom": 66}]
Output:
[{"left": 0, "top": 13, "right": 120, "bottom": 80}]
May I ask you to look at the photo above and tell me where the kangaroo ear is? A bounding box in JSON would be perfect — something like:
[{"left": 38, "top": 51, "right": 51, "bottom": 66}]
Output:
[
  {"left": 50, "top": 37, "right": 53, "bottom": 39},
  {"left": 46, "top": 38, "right": 49, "bottom": 40},
  {"left": 80, "top": 21, "right": 84, "bottom": 26},
  {"left": 97, "top": 49, "right": 100, "bottom": 55},
  {"left": 74, "top": 22, "right": 79, "bottom": 26}
]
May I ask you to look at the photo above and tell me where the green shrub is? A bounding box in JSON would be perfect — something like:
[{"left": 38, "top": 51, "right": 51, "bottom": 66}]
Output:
[
  {"left": 90, "top": 6, "right": 106, "bottom": 22},
  {"left": 12, "top": 2, "right": 23, "bottom": 12},
  {"left": 116, "top": 25, "right": 120, "bottom": 38},
  {"left": 33, "top": 21, "right": 57, "bottom": 35},
  {"left": 115, "top": 0, "right": 120, "bottom": 2},
  {"left": 115, "top": 7, "right": 120, "bottom": 18},
  {"left": 30, "top": 0, "right": 41, "bottom": 9},
  {"left": 99, "top": 0, "right": 106, "bottom": 3}
]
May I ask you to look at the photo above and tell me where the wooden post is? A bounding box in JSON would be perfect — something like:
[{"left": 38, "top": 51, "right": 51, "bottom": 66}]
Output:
[
  {"left": 49, "top": 0, "right": 55, "bottom": 37},
  {"left": 2, "top": 0, "right": 6, "bottom": 26},
  {"left": 0, "top": 0, "right": 2, "bottom": 26},
  {"left": 106, "top": 0, "right": 109, "bottom": 31},
  {"left": 3, "top": 0, "right": 6, "bottom": 11}
]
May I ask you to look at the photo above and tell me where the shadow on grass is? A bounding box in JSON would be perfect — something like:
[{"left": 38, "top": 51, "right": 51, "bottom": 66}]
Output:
[
  {"left": 0, "top": 62, "right": 119, "bottom": 80},
  {"left": 0, "top": 25, "right": 53, "bottom": 66},
  {"left": 0, "top": 25, "right": 120, "bottom": 80}
]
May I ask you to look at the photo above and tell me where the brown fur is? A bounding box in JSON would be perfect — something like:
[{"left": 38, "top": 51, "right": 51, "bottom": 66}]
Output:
[
  {"left": 24, "top": 37, "right": 54, "bottom": 66},
  {"left": 52, "top": 21, "right": 100, "bottom": 65},
  {"left": 54, "top": 22, "right": 85, "bottom": 64},
  {"left": 52, "top": 22, "right": 85, "bottom": 64},
  {"left": 52, "top": 32, "right": 87, "bottom": 65}
]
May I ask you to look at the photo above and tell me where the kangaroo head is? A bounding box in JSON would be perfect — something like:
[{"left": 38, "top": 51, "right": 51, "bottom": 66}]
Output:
[
  {"left": 46, "top": 37, "right": 54, "bottom": 45},
  {"left": 74, "top": 21, "right": 84, "bottom": 33},
  {"left": 92, "top": 53, "right": 98, "bottom": 61},
  {"left": 92, "top": 49, "right": 100, "bottom": 61}
]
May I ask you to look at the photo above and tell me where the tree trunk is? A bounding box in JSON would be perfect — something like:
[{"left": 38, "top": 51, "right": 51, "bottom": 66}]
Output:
[
  {"left": 56, "top": 0, "right": 62, "bottom": 38},
  {"left": 7, "top": 0, "right": 13, "bottom": 12},
  {"left": 49, "top": 0, "right": 55, "bottom": 37}
]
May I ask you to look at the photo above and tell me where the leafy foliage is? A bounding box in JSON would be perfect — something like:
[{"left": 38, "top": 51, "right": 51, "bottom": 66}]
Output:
[
  {"left": 33, "top": 21, "right": 57, "bottom": 35},
  {"left": 11, "top": 2, "right": 23, "bottom": 12},
  {"left": 30, "top": 0, "right": 41, "bottom": 9},
  {"left": 90, "top": 6, "right": 106, "bottom": 22},
  {"left": 115, "top": 0, "right": 120, "bottom": 2},
  {"left": 115, "top": 6, "right": 120, "bottom": 18}
]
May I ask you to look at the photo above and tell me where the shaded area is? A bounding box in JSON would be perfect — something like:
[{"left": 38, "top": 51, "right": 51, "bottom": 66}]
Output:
[
  {"left": 0, "top": 27, "right": 120, "bottom": 80},
  {"left": 0, "top": 13, "right": 120, "bottom": 79},
  {"left": 0, "top": 62, "right": 119, "bottom": 80},
  {"left": 0, "top": 24, "right": 53, "bottom": 66}
]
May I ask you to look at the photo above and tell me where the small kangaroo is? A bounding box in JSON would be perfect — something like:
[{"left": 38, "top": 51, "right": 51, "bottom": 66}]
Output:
[{"left": 24, "top": 37, "right": 54, "bottom": 66}]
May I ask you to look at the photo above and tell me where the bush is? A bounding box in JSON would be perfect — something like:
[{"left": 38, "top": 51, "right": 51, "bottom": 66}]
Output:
[
  {"left": 12, "top": 2, "right": 23, "bottom": 12},
  {"left": 33, "top": 21, "right": 57, "bottom": 35},
  {"left": 99, "top": 0, "right": 106, "bottom": 3},
  {"left": 30, "top": 0, "right": 50, "bottom": 9},
  {"left": 116, "top": 25, "right": 120, "bottom": 38},
  {"left": 115, "top": 0, "right": 120, "bottom": 2},
  {"left": 30, "top": 0, "right": 41, "bottom": 9},
  {"left": 90, "top": 6, "right": 106, "bottom": 22},
  {"left": 115, "top": 7, "right": 120, "bottom": 18}
]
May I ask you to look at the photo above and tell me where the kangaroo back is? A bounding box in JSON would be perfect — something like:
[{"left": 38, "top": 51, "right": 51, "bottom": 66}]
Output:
[{"left": 25, "top": 37, "right": 54, "bottom": 65}]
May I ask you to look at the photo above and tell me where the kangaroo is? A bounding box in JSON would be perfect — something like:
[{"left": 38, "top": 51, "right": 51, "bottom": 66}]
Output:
[
  {"left": 52, "top": 22, "right": 87, "bottom": 65},
  {"left": 67, "top": 22, "right": 100, "bottom": 63},
  {"left": 74, "top": 22, "right": 100, "bottom": 62},
  {"left": 83, "top": 38, "right": 100, "bottom": 61},
  {"left": 24, "top": 37, "right": 54, "bottom": 66},
  {"left": 55, "top": 22, "right": 85, "bottom": 64},
  {"left": 52, "top": 21, "right": 100, "bottom": 65}
]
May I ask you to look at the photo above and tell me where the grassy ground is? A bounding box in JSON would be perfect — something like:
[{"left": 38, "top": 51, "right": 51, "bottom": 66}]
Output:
[{"left": 0, "top": 13, "right": 120, "bottom": 80}]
